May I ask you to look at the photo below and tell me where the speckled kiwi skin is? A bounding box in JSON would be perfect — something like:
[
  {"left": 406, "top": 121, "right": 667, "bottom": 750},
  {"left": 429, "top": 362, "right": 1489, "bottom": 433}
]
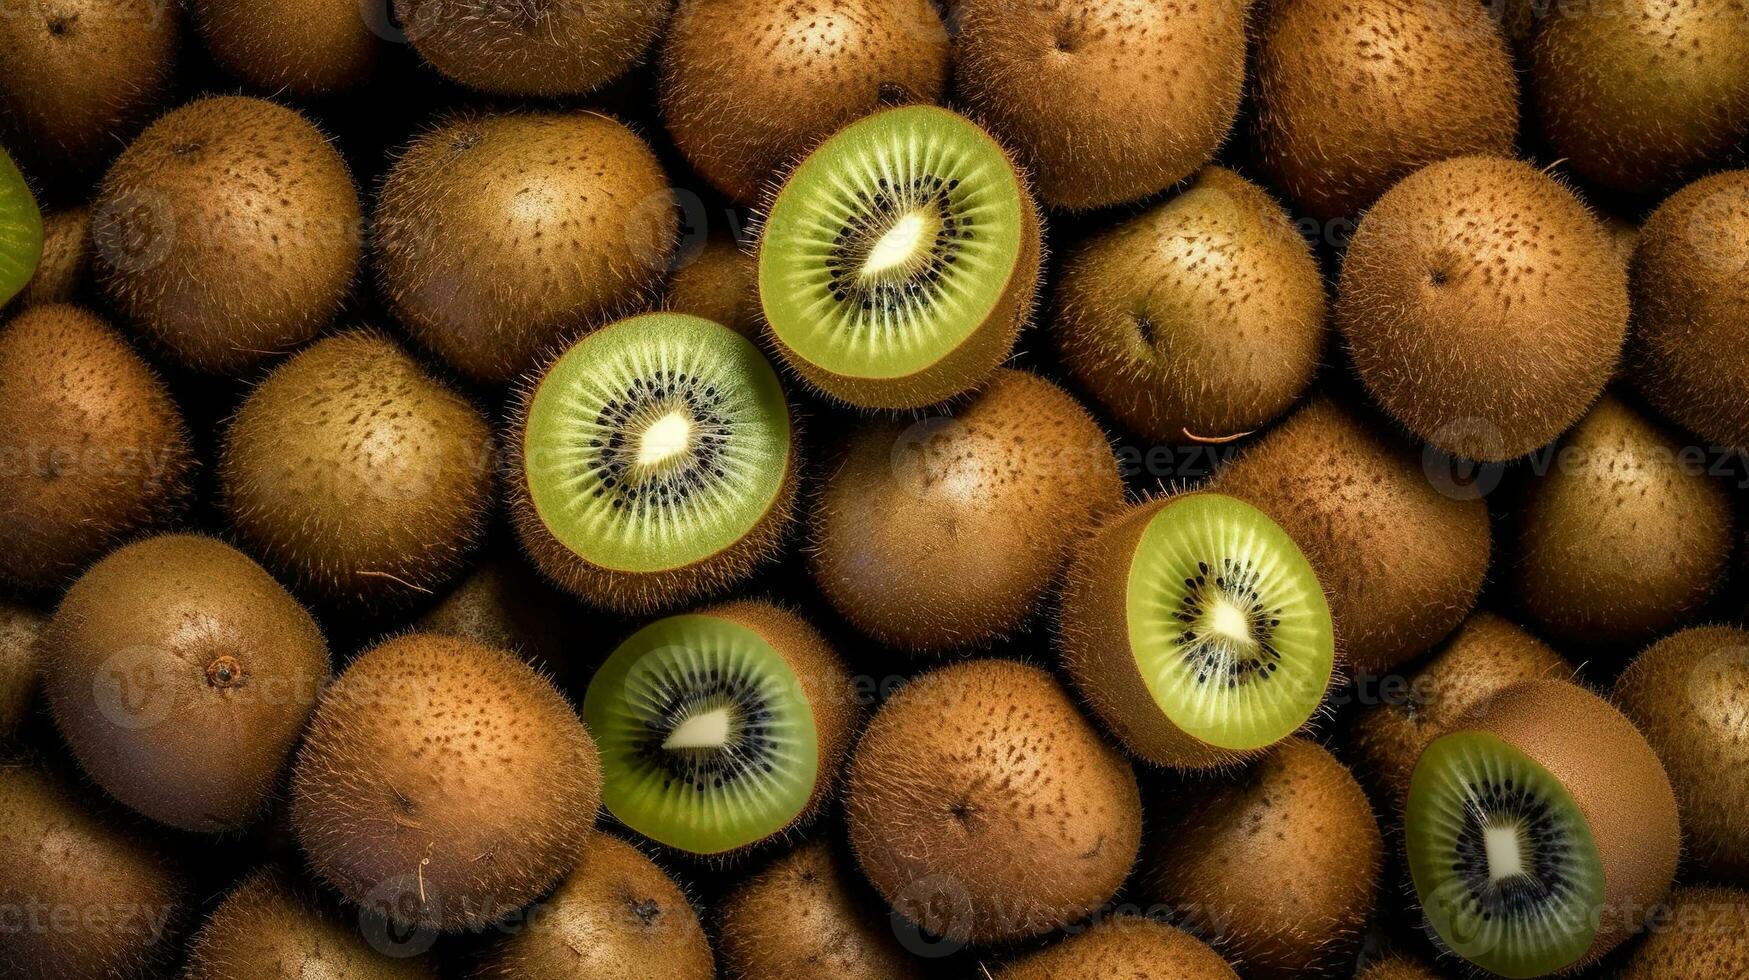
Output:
[
  {"left": 0, "top": 603, "right": 46, "bottom": 739},
  {"left": 0, "top": 304, "right": 194, "bottom": 590},
  {"left": 1354, "top": 954, "right": 1447, "bottom": 980},
  {"left": 662, "top": 237, "right": 762, "bottom": 339},
  {"left": 1514, "top": 396, "right": 1733, "bottom": 646},
  {"left": 195, "top": 0, "right": 380, "bottom": 94},
  {"left": 1254, "top": 0, "right": 1519, "bottom": 221},
  {"left": 1614, "top": 627, "right": 1749, "bottom": 882},
  {"left": 476, "top": 835, "right": 715, "bottom": 980},
  {"left": 992, "top": 918, "right": 1240, "bottom": 980},
  {"left": 1337, "top": 156, "right": 1629, "bottom": 462},
  {"left": 1617, "top": 886, "right": 1749, "bottom": 979},
  {"left": 811, "top": 369, "right": 1123, "bottom": 651},
  {"left": 14, "top": 208, "right": 93, "bottom": 309},
  {"left": 183, "top": 866, "right": 437, "bottom": 980},
  {"left": 1631, "top": 170, "right": 1749, "bottom": 450},
  {"left": 662, "top": 0, "right": 949, "bottom": 204},
  {"left": 375, "top": 111, "right": 678, "bottom": 384},
  {"left": 720, "top": 840, "right": 923, "bottom": 980},
  {"left": 222, "top": 331, "right": 494, "bottom": 609},
  {"left": 1150, "top": 738, "right": 1383, "bottom": 979},
  {"left": 1532, "top": 0, "right": 1749, "bottom": 194},
  {"left": 845, "top": 659, "right": 1142, "bottom": 945},
  {"left": 1053, "top": 167, "right": 1326, "bottom": 441},
  {"left": 1214, "top": 397, "right": 1491, "bottom": 677},
  {"left": 93, "top": 96, "right": 362, "bottom": 374},
  {"left": 396, "top": 0, "right": 668, "bottom": 97},
  {"left": 290, "top": 633, "right": 602, "bottom": 932}
]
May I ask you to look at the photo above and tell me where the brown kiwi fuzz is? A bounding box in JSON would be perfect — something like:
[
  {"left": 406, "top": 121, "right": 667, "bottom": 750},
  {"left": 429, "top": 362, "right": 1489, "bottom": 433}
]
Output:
[
  {"left": 0, "top": 303, "right": 194, "bottom": 590},
  {"left": 1052, "top": 167, "right": 1327, "bottom": 442},
  {"left": 990, "top": 917, "right": 1240, "bottom": 979},
  {"left": 811, "top": 368, "right": 1123, "bottom": 651},
  {"left": 193, "top": 0, "right": 381, "bottom": 94},
  {"left": 1355, "top": 955, "right": 1447, "bottom": 980},
  {"left": 663, "top": 236, "right": 761, "bottom": 339},
  {"left": 418, "top": 553, "right": 581, "bottom": 682},
  {"left": 396, "top": 0, "right": 669, "bottom": 96},
  {"left": 0, "top": 602, "right": 47, "bottom": 739},
  {"left": 12, "top": 206, "right": 92, "bottom": 309},
  {"left": 1617, "top": 886, "right": 1749, "bottom": 979}
]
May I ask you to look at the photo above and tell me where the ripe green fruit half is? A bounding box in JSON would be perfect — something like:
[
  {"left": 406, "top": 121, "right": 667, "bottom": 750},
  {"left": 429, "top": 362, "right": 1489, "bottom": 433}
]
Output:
[{"left": 0, "top": 147, "right": 43, "bottom": 306}]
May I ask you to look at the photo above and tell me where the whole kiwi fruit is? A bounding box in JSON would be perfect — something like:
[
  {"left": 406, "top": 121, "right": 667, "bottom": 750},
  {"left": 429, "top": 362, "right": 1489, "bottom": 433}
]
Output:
[
  {"left": 418, "top": 554, "right": 578, "bottom": 680},
  {"left": 1337, "top": 155, "right": 1629, "bottom": 461},
  {"left": 41, "top": 534, "right": 329, "bottom": 833},
  {"left": 0, "top": 603, "right": 47, "bottom": 739},
  {"left": 1618, "top": 886, "right": 1749, "bottom": 979},
  {"left": 194, "top": 0, "right": 381, "bottom": 94},
  {"left": 14, "top": 207, "right": 92, "bottom": 309},
  {"left": 291, "top": 632, "right": 602, "bottom": 932},
  {"left": 1052, "top": 167, "right": 1326, "bottom": 441},
  {"left": 396, "top": 0, "right": 669, "bottom": 97},
  {"left": 660, "top": 0, "right": 950, "bottom": 204},
  {"left": 221, "top": 330, "right": 495, "bottom": 608},
  {"left": 1355, "top": 955, "right": 1446, "bottom": 980},
  {"left": 1253, "top": 0, "right": 1519, "bottom": 220},
  {"left": 663, "top": 236, "right": 760, "bottom": 339},
  {"left": 991, "top": 918, "right": 1239, "bottom": 979},
  {"left": 0, "top": 303, "right": 193, "bottom": 589},
  {"left": 374, "top": 111, "right": 677, "bottom": 383}
]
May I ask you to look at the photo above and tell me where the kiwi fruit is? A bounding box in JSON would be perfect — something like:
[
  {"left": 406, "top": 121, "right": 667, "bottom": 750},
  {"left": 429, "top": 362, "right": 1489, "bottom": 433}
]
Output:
[
  {"left": 194, "top": 0, "right": 380, "bottom": 94},
  {"left": 512, "top": 312, "right": 796, "bottom": 614},
  {"left": 757, "top": 105, "right": 1042, "bottom": 408},
  {"left": 1531, "top": 1, "right": 1749, "bottom": 194},
  {"left": 1405, "top": 679, "right": 1680, "bottom": 977},
  {"left": 0, "top": 0, "right": 179, "bottom": 177},
  {"left": 812, "top": 368, "right": 1122, "bottom": 651},
  {"left": 660, "top": 0, "right": 950, "bottom": 204},
  {"left": 952, "top": 0, "right": 1248, "bottom": 211},
  {"left": 583, "top": 600, "right": 854, "bottom": 856},
  {"left": 374, "top": 110, "right": 677, "bottom": 383},
  {"left": 1253, "top": 0, "right": 1519, "bottom": 221},
  {"left": 291, "top": 632, "right": 602, "bottom": 932},
  {"left": 1337, "top": 155, "right": 1629, "bottom": 462},
  {"left": 14, "top": 206, "right": 90, "bottom": 309},
  {"left": 1052, "top": 166, "right": 1326, "bottom": 442},
  {"left": 1613, "top": 626, "right": 1749, "bottom": 882},
  {"left": 0, "top": 303, "right": 194, "bottom": 589},
  {"left": 1618, "top": 886, "right": 1749, "bottom": 979},
  {"left": 1355, "top": 955, "right": 1446, "bottom": 980},
  {"left": 396, "top": 0, "right": 668, "bottom": 97},
  {"left": 1149, "top": 738, "right": 1383, "bottom": 978},
  {"left": 221, "top": 330, "right": 495, "bottom": 608},
  {"left": 0, "top": 147, "right": 42, "bottom": 308},
  {"left": 1060, "top": 492, "right": 1337, "bottom": 769},
  {"left": 991, "top": 917, "right": 1240, "bottom": 979},
  {"left": 0, "top": 760, "right": 190, "bottom": 980},
  {"left": 183, "top": 865, "right": 437, "bottom": 979},
  {"left": 1351, "top": 612, "right": 1572, "bottom": 812},
  {"left": 664, "top": 235, "right": 760, "bottom": 339},
  {"left": 1214, "top": 397, "right": 1492, "bottom": 676},
  {"left": 719, "top": 839, "right": 922, "bottom": 980},
  {"left": 845, "top": 658, "right": 1143, "bottom": 945},
  {"left": 1629, "top": 169, "right": 1749, "bottom": 450},
  {"left": 418, "top": 554, "right": 576, "bottom": 679},
  {"left": 475, "top": 834, "right": 715, "bottom": 979},
  {"left": 0, "top": 603, "right": 47, "bottom": 739},
  {"left": 1514, "top": 396, "right": 1734, "bottom": 646}
]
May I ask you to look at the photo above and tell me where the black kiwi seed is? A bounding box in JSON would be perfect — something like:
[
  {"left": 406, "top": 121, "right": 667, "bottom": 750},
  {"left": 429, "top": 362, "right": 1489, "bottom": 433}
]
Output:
[
  {"left": 1173, "top": 557, "right": 1286, "bottom": 688},
  {"left": 826, "top": 175, "right": 974, "bottom": 322},
  {"left": 636, "top": 660, "right": 780, "bottom": 793},
  {"left": 1449, "top": 778, "right": 1577, "bottom": 921},
  {"left": 584, "top": 369, "right": 734, "bottom": 510}
]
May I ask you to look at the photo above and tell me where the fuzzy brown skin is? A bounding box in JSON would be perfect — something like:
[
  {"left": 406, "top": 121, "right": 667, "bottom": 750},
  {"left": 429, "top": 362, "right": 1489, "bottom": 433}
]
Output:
[
  {"left": 720, "top": 840, "right": 922, "bottom": 980},
  {"left": 0, "top": 304, "right": 193, "bottom": 589},
  {"left": 1337, "top": 156, "right": 1629, "bottom": 462},
  {"left": 195, "top": 0, "right": 380, "bottom": 94},
  {"left": 93, "top": 96, "right": 362, "bottom": 373},
  {"left": 1149, "top": 738, "right": 1382, "bottom": 978},
  {"left": 1614, "top": 626, "right": 1749, "bottom": 882},
  {"left": 1350, "top": 612, "right": 1571, "bottom": 812},
  {"left": 183, "top": 866, "right": 437, "bottom": 980},
  {"left": 992, "top": 917, "right": 1239, "bottom": 979},
  {"left": 475, "top": 835, "right": 714, "bottom": 979},
  {"left": 1514, "top": 396, "right": 1733, "bottom": 646},
  {"left": 0, "top": 0, "right": 178, "bottom": 177},
  {"left": 1214, "top": 397, "right": 1491, "bottom": 677},
  {"left": 291, "top": 633, "right": 602, "bottom": 932},
  {"left": 42, "top": 535, "right": 328, "bottom": 834},
  {"left": 661, "top": 0, "right": 950, "bottom": 204},
  {"left": 845, "top": 659, "right": 1142, "bottom": 945},
  {"left": 1053, "top": 167, "right": 1326, "bottom": 442},
  {"left": 222, "top": 331, "right": 494, "bottom": 609},
  {"left": 812, "top": 369, "right": 1123, "bottom": 651},
  {"left": 1617, "top": 886, "right": 1749, "bottom": 979},
  {"left": 418, "top": 555, "right": 580, "bottom": 679},
  {"left": 396, "top": 0, "right": 668, "bottom": 97},
  {"left": 0, "top": 762, "right": 190, "bottom": 980},
  {"left": 375, "top": 111, "right": 676, "bottom": 384},
  {"left": 952, "top": 0, "right": 1247, "bottom": 211},
  {"left": 15, "top": 207, "right": 91, "bottom": 308},
  {"left": 1253, "top": 0, "right": 1519, "bottom": 221},
  {"left": 1531, "top": 0, "right": 1749, "bottom": 194},
  {"left": 1355, "top": 955, "right": 1446, "bottom": 980},
  {"left": 1631, "top": 170, "right": 1749, "bottom": 450},
  {"left": 663, "top": 237, "right": 760, "bottom": 339},
  {"left": 0, "top": 603, "right": 47, "bottom": 739}
]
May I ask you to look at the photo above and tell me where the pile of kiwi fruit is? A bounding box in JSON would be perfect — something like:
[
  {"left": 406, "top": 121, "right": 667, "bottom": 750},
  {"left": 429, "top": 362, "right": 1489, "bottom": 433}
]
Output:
[{"left": 1, "top": 2, "right": 1746, "bottom": 978}]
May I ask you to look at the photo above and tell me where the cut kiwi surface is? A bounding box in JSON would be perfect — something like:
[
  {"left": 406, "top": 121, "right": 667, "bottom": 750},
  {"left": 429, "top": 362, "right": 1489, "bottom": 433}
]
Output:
[
  {"left": 757, "top": 105, "right": 1039, "bottom": 408},
  {"left": 0, "top": 148, "right": 43, "bottom": 306}
]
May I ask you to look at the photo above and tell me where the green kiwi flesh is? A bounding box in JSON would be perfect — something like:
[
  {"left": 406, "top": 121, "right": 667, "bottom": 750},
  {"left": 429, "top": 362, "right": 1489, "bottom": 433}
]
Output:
[
  {"left": 757, "top": 105, "right": 1041, "bottom": 408},
  {"left": 0, "top": 147, "right": 43, "bottom": 306}
]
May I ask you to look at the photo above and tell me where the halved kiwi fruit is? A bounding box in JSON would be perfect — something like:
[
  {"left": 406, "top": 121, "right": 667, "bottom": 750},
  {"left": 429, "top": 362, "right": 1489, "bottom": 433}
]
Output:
[
  {"left": 513, "top": 313, "right": 797, "bottom": 614},
  {"left": 756, "top": 105, "right": 1042, "bottom": 409},
  {"left": 1618, "top": 886, "right": 1749, "bottom": 979},
  {"left": 1405, "top": 679, "right": 1680, "bottom": 977},
  {"left": 194, "top": 0, "right": 381, "bottom": 94},
  {"left": 396, "top": 0, "right": 668, "bottom": 96},
  {"left": 0, "top": 147, "right": 42, "bottom": 307},
  {"left": 0, "top": 602, "right": 46, "bottom": 740},
  {"left": 583, "top": 600, "right": 853, "bottom": 856},
  {"left": 1061, "top": 492, "right": 1336, "bottom": 769},
  {"left": 991, "top": 918, "right": 1239, "bottom": 980}
]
